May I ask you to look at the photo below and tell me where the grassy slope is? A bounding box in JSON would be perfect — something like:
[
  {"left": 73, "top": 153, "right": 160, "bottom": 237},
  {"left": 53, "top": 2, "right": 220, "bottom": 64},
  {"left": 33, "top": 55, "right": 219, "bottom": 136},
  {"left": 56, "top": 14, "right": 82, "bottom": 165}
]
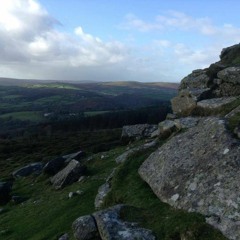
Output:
[{"left": 0, "top": 136, "right": 226, "bottom": 240}]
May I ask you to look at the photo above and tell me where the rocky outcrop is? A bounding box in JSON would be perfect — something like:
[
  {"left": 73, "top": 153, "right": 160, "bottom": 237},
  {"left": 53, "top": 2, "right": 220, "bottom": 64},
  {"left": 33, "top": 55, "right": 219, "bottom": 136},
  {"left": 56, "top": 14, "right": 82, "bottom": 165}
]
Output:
[
  {"left": 171, "top": 43, "right": 240, "bottom": 115},
  {"left": 0, "top": 181, "right": 12, "bottom": 204},
  {"left": 44, "top": 151, "right": 86, "bottom": 175},
  {"left": 12, "top": 162, "right": 43, "bottom": 178},
  {"left": 73, "top": 205, "right": 156, "bottom": 240},
  {"left": 51, "top": 160, "right": 86, "bottom": 189},
  {"left": 139, "top": 117, "right": 240, "bottom": 240},
  {"left": 121, "top": 124, "right": 158, "bottom": 141}
]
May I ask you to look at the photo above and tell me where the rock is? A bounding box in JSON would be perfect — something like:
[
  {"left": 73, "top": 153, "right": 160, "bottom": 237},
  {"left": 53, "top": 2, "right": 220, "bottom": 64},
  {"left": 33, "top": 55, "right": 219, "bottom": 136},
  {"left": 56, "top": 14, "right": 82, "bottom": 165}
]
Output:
[
  {"left": 225, "top": 105, "right": 240, "bottom": 119},
  {"left": 12, "top": 162, "right": 43, "bottom": 178},
  {"left": 150, "top": 129, "right": 160, "bottom": 138},
  {"left": 95, "top": 168, "right": 116, "bottom": 209},
  {"left": 197, "top": 97, "right": 237, "bottom": 113},
  {"left": 95, "top": 183, "right": 111, "bottom": 209},
  {"left": 68, "top": 192, "right": 77, "bottom": 199},
  {"left": 58, "top": 233, "right": 69, "bottom": 240},
  {"left": 218, "top": 66, "right": 240, "bottom": 82},
  {"left": 166, "top": 113, "right": 177, "bottom": 120},
  {"left": 62, "top": 150, "right": 86, "bottom": 162},
  {"left": 158, "top": 120, "right": 176, "bottom": 138},
  {"left": 139, "top": 117, "right": 240, "bottom": 240},
  {"left": 174, "top": 117, "right": 199, "bottom": 129},
  {"left": 121, "top": 124, "right": 158, "bottom": 141},
  {"left": 51, "top": 160, "right": 87, "bottom": 189},
  {"left": 116, "top": 140, "right": 158, "bottom": 164},
  {"left": 93, "top": 205, "right": 156, "bottom": 240},
  {"left": 69, "top": 190, "right": 84, "bottom": 199},
  {"left": 234, "top": 125, "right": 240, "bottom": 139},
  {"left": 78, "top": 176, "right": 86, "bottom": 182},
  {"left": 0, "top": 182, "right": 12, "bottom": 204},
  {"left": 43, "top": 157, "right": 65, "bottom": 175},
  {"left": 179, "top": 69, "right": 210, "bottom": 90},
  {"left": 72, "top": 215, "right": 100, "bottom": 240},
  {"left": 44, "top": 151, "right": 86, "bottom": 176},
  {"left": 220, "top": 43, "right": 240, "bottom": 65},
  {"left": 171, "top": 90, "right": 197, "bottom": 115}
]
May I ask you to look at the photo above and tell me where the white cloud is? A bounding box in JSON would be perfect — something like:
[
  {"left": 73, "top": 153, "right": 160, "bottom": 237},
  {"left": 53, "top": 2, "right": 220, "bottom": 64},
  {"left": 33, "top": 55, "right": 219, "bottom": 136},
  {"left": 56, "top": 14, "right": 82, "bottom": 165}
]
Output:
[
  {"left": 0, "top": 0, "right": 131, "bottom": 81},
  {"left": 122, "top": 10, "right": 240, "bottom": 41},
  {"left": 120, "top": 14, "right": 163, "bottom": 32}
]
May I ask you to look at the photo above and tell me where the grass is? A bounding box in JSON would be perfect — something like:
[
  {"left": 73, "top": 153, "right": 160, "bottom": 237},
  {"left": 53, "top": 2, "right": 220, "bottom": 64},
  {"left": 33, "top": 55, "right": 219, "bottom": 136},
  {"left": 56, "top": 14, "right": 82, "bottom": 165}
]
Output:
[
  {"left": 0, "top": 111, "right": 44, "bottom": 122},
  {"left": 84, "top": 111, "right": 110, "bottom": 117},
  {"left": 0, "top": 146, "right": 124, "bottom": 240}
]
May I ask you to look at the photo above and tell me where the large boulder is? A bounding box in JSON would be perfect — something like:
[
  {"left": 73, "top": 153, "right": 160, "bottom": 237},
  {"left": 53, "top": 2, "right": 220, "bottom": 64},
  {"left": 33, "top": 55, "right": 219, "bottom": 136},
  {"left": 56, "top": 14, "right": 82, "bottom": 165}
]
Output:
[
  {"left": 179, "top": 69, "right": 210, "bottom": 90},
  {"left": 0, "top": 182, "right": 12, "bottom": 205},
  {"left": 196, "top": 97, "right": 238, "bottom": 115},
  {"left": 171, "top": 92, "right": 197, "bottom": 115},
  {"left": 51, "top": 160, "right": 86, "bottom": 189},
  {"left": 44, "top": 151, "right": 86, "bottom": 176},
  {"left": 121, "top": 124, "right": 158, "bottom": 141},
  {"left": 139, "top": 117, "right": 240, "bottom": 240},
  {"left": 12, "top": 162, "right": 43, "bottom": 178}
]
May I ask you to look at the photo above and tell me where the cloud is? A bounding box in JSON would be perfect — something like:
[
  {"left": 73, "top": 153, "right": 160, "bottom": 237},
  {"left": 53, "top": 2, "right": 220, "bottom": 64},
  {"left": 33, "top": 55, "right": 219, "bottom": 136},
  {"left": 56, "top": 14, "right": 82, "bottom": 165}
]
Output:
[
  {"left": 1, "top": 1, "right": 240, "bottom": 83},
  {"left": 121, "top": 10, "right": 240, "bottom": 41},
  {"left": 120, "top": 14, "right": 163, "bottom": 32},
  {"left": 0, "top": 0, "right": 131, "bottom": 81}
]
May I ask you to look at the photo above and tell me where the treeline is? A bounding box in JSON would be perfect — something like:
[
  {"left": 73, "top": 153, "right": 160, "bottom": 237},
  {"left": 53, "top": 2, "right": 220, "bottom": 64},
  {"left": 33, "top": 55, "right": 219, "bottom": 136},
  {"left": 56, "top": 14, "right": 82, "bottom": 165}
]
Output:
[
  {"left": 49, "top": 104, "right": 170, "bottom": 132},
  {"left": 0, "top": 103, "right": 171, "bottom": 139}
]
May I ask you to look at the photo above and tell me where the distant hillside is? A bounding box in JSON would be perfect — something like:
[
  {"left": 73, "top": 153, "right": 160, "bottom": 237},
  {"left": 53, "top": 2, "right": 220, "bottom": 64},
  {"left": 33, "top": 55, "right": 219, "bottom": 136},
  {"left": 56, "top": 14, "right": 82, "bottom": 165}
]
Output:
[{"left": 0, "top": 77, "right": 178, "bottom": 89}]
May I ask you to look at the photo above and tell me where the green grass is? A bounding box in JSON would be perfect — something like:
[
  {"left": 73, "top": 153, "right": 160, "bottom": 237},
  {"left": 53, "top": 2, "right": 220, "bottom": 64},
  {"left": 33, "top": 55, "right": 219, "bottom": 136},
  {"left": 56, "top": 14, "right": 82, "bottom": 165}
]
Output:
[
  {"left": 84, "top": 111, "right": 110, "bottom": 117},
  {"left": 0, "top": 111, "right": 43, "bottom": 122},
  {"left": 0, "top": 147, "right": 124, "bottom": 240}
]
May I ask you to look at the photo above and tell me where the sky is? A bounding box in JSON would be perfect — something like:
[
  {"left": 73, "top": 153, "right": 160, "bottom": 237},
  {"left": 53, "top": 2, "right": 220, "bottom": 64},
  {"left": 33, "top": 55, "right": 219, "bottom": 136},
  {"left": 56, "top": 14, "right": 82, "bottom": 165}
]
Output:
[{"left": 0, "top": 0, "right": 240, "bottom": 82}]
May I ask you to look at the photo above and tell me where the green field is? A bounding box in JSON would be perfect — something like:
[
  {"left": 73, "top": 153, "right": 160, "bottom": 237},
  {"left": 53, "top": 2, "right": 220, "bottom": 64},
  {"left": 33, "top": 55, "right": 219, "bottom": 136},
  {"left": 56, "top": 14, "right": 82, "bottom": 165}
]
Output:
[{"left": 0, "top": 111, "right": 44, "bottom": 122}]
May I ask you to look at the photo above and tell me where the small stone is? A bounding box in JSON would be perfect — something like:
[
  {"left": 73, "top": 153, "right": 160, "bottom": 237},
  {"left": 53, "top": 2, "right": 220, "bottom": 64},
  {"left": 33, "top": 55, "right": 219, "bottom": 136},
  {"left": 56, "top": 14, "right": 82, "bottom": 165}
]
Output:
[
  {"left": 76, "top": 190, "right": 83, "bottom": 195},
  {"left": 78, "top": 176, "right": 86, "bottom": 182},
  {"left": 58, "top": 233, "right": 69, "bottom": 240},
  {"left": 171, "top": 194, "right": 179, "bottom": 202},
  {"left": 223, "top": 148, "right": 229, "bottom": 155},
  {"left": 68, "top": 192, "right": 77, "bottom": 199},
  {"left": 189, "top": 182, "right": 197, "bottom": 191}
]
